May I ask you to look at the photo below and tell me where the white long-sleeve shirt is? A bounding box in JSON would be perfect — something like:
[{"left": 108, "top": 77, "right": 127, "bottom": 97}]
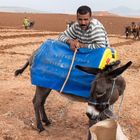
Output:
[{"left": 58, "top": 18, "right": 110, "bottom": 49}]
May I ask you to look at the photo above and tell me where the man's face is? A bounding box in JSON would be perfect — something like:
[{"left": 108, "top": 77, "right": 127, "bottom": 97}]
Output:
[{"left": 77, "top": 12, "right": 91, "bottom": 30}]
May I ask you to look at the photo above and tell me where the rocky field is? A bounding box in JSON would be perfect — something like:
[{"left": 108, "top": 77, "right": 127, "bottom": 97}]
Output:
[{"left": 0, "top": 12, "right": 140, "bottom": 140}]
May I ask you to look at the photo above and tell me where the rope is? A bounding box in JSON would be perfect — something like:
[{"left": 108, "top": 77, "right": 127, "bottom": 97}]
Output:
[
  {"left": 60, "top": 49, "right": 77, "bottom": 93},
  {"left": 117, "top": 92, "right": 125, "bottom": 118},
  {"left": 108, "top": 80, "right": 116, "bottom": 104},
  {"left": 53, "top": 49, "right": 77, "bottom": 119},
  {"left": 108, "top": 79, "right": 125, "bottom": 120}
]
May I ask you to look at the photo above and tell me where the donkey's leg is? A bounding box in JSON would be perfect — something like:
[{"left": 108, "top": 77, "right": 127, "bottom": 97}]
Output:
[
  {"left": 32, "top": 88, "right": 44, "bottom": 132},
  {"left": 40, "top": 88, "right": 51, "bottom": 126},
  {"left": 32, "top": 86, "right": 51, "bottom": 132},
  {"left": 87, "top": 131, "right": 91, "bottom": 140},
  {"left": 87, "top": 119, "right": 97, "bottom": 140}
]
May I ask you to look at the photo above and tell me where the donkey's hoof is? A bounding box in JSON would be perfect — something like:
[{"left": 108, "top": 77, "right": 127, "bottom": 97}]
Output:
[
  {"left": 37, "top": 124, "right": 45, "bottom": 133},
  {"left": 38, "top": 127, "right": 45, "bottom": 133},
  {"left": 42, "top": 119, "right": 51, "bottom": 126},
  {"left": 45, "top": 120, "right": 51, "bottom": 126}
]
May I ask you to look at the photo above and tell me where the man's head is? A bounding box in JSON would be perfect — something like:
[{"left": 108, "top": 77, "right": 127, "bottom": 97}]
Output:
[{"left": 77, "top": 5, "right": 92, "bottom": 30}]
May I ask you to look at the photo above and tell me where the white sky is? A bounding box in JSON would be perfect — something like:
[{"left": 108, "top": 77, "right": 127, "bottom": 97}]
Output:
[{"left": 0, "top": 0, "right": 140, "bottom": 13}]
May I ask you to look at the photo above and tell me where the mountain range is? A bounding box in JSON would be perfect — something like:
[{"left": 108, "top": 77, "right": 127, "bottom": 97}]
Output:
[
  {"left": 0, "top": 6, "right": 44, "bottom": 13},
  {"left": 0, "top": 6, "right": 140, "bottom": 17},
  {"left": 109, "top": 6, "right": 140, "bottom": 16}
]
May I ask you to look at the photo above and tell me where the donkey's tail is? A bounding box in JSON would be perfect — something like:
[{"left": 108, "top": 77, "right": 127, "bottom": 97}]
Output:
[{"left": 14, "top": 60, "right": 29, "bottom": 76}]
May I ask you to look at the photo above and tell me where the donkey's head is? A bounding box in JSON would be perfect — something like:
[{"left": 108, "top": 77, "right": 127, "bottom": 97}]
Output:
[{"left": 76, "top": 60, "right": 132, "bottom": 120}]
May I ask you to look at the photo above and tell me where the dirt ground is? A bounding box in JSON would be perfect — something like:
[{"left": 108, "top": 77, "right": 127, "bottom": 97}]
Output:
[
  {"left": 0, "top": 12, "right": 140, "bottom": 34},
  {"left": 0, "top": 13, "right": 140, "bottom": 140}
]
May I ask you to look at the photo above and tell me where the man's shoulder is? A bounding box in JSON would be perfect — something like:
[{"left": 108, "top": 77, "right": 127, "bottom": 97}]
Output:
[
  {"left": 73, "top": 21, "right": 79, "bottom": 26},
  {"left": 90, "top": 18, "right": 103, "bottom": 26},
  {"left": 71, "top": 21, "right": 80, "bottom": 29}
]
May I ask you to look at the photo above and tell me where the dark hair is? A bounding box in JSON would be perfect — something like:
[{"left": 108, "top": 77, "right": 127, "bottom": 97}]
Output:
[{"left": 77, "top": 5, "right": 92, "bottom": 16}]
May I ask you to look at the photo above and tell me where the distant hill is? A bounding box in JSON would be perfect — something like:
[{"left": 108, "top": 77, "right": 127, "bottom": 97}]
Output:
[
  {"left": 0, "top": 6, "right": 119, "bottom": 16},
  {"left": 93, "top": 11, "right": 119, "bottom": 16},
  {"left": 110, "top": 6, "right": 140, "bottom": 16},
  {"left": 0, "top": 6, "right": 140, "bottom": 17},
  {"left": 0, "top": 6, "right": 44, "bottom": 13}
]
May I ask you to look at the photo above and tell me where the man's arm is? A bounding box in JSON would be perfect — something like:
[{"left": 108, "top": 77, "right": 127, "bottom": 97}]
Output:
[
  {"left": 58, "top": 23, "right": 76, "bottom": 43},
  {"left": 58, "top": 24, "right": 83, "bottom": 51}
]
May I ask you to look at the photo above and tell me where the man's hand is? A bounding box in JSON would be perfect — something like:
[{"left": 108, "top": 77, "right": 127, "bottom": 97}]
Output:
[{"left": 66, "top": 39, "right": 84, "bottom": 51}]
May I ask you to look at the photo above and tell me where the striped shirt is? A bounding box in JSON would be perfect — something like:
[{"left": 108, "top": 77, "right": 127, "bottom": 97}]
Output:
[{"left": 58, "top": 18, "right": 110, "bottom": 49}]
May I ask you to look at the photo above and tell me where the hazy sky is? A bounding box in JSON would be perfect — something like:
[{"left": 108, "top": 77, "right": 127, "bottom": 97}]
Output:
[{"left": 0, "top": 0, "right": 140, "bottom": 13}]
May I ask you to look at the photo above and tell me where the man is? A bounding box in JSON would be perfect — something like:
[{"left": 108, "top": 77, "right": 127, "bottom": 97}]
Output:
[
  {"left": 59, "top": 7, "right": 113, "bottom": 139},
  {"left": 58, "top": 5, "right": 110, "bottom": 52},
  {"left": 23, "top": 17, "right": 30, "bottom": 29}
]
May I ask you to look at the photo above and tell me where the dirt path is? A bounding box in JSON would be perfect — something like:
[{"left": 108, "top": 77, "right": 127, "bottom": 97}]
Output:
[{"left": 0, "top": 29, "right": 140, "bottom": 140}]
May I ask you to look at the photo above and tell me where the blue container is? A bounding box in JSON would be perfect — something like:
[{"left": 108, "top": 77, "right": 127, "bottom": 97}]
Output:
[{"left": 30, "top": 39, "right": 108, "bottom": 98}]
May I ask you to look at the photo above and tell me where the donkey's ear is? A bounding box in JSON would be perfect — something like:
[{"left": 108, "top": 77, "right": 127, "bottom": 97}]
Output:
[
  {"left": 107, "top": 61, "right": 132, "bottom": 78},
  {"left": 75, "top": 65, "right": 102, "bottom": 75}
]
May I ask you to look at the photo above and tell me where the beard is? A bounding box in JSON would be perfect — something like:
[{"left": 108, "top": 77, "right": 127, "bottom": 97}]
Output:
[{"left": 80, "top": 24, "right": 88, "bottom": 30}]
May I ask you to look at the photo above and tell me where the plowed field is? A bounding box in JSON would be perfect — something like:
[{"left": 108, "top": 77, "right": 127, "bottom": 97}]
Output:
[{"left": 0, "top": 15, "right": 140, "bottom": 140}]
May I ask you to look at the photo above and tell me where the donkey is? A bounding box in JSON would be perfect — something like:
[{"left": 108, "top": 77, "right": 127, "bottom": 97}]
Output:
[
  {"left": 15, "top": 57, "right": 132, "bottom": 132},
  {"left": 29, "top": 21, "right": 35, "bottom": 29},
  {"left": 125, "top": 26, "right": 132, "bottom": 39},
  {"left": 76, "top": 61, "right": 132, "bottom": 140},
  {"left": 131, "top": 22, "right": 140, "bottom": 40}
]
